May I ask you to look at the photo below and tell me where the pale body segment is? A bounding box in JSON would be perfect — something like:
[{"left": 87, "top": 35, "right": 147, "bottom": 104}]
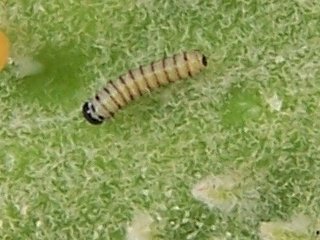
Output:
[{"left": 82, "top": 50, "right": 207, "bottom": 125}]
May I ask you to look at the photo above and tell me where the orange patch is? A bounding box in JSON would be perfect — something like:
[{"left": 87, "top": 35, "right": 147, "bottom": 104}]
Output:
[{"left": 0, "top": 31, "right": 10, "bottom": 71}]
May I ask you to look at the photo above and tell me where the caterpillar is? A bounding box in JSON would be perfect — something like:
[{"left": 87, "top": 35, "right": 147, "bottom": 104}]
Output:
[{"left": 82, "top": 50, "right": 207, "bottom": 125}]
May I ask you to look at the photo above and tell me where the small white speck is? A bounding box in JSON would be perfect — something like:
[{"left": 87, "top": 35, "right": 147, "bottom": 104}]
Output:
[
  {"left": 20, "top": 204, "right": 28, "bottom": 216},
  {"left": 182, "top": 218, "right": 189, "bottom": 224},
  {"left": 172, "top": 206, "right": 180, "bottom": 210},
  {"left": 155, "top": 213, "right": 162, "bottom": 222},
  {"left": 4, "top": 153, "right": 15, "bottom": 172},
  {"left": 275, "top": 55, "right": 285, "bottom": 64},
  {"left": 36, "top": 220, "right": 42, "bottom": 228},
  {"left": 8, "top": 57, "right": 14, "bottom": 65},
  {"left": 186, "top": 231, "right": 198, "bottom": 239},
  {"left": 266, "top": 94, "right": 282, "bottom": 112},
  {"left": 93, "top": 231, "right": 99, "bottom": 240},
  {"left": 164, "top": 189, "right": 172, "bottom": 198},
  {"left": 196, "top": 221, "right": 204, "bottom": 228},
  {"left": 141, "top": 189, "right": 149, "bottom": 196},
  {"left": 33, "top": 3, "right": 46, "bottom": 13}
]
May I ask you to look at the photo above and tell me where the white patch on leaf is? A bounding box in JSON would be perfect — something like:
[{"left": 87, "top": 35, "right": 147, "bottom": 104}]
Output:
[
  {"left": 126, "top": 212, "right": 154, "bottom": 240},
  {"left": 12, "top": 56, "right": 44, "bottom": 78},
  {"left": 259, "top": 214, "right": 320, "bottom": 240},
  {"left": 191, "top": 171, "right": 259, "bottom": 212}
]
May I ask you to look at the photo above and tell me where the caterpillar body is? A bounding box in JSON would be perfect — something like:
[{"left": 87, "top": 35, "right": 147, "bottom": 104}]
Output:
[{"left": 82, "top": 50, "right": 207, "bottom": 125}]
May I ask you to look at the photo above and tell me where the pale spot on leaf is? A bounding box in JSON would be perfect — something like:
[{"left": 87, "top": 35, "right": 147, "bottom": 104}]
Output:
[
  {"left": 266, "top": 94, "right": 282, "bottom": 112},
  {"left": 20, "top": 204, "right": 28, "bottom": 216},
  {"left": 191, "top": 171, "right": 259, "bottom": 212},
  {"left": 192, "top": 175, "right": 237, "bottom": 212},
  {"left": 126, "top": 212, "right": 154, "bottom": 240},
  {"left": 36, "top": 220, "right": 42, "bottom": 228},
  {"left": 259, "top": 214, "right": 318, "bottom": 240},
  {"left": 12, "top": 56, "right": 44, "bottom": 78},
  {"left": 275, "top": 55, "right": 285, "bottom": 64}
]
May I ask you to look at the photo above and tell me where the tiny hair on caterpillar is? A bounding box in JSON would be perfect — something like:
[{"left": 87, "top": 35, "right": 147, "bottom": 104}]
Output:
[{"left": 82, "top": 50, "right": 207, "bottom": 125}]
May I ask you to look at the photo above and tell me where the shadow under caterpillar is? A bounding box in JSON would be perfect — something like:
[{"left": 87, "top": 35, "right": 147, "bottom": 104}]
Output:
[{"left": 82, "top": 50, "right": 207, "bottom": 125}]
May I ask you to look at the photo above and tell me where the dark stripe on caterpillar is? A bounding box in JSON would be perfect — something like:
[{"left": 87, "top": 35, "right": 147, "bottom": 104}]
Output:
[
  {"left": 103, "top": 86, "right": 122, "bottom": 109},
  {"left": 183, "top": 52, "right": 192, "bottom": 77},
  {"left": 119, "top": 75, "right": 134, "bottom": 100},
  {"left": 139, "top": 65, "right": 151, "bottom": 91},
  {"left": 128, "top": 69, "right": 142, "bottom": 96},
  {"left": 162, "top": 58, "right": 172, "bottom": 82},
  {"left": 173, "top": 54, "right": 182, "bottom": 79},
  {"left": 151, "top": 61, "right": 161, "bottom": 87},
  {"left": 110, "top": 81, "right": 128, "bottom": 105},
  {"left": 95, "top": 94, "right": 115, "bottom": 117}
]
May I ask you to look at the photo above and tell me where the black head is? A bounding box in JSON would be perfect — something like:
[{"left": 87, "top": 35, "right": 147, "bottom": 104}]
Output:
[{"left": 82, "top": 101, "right": 104, "bottom": 125}]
